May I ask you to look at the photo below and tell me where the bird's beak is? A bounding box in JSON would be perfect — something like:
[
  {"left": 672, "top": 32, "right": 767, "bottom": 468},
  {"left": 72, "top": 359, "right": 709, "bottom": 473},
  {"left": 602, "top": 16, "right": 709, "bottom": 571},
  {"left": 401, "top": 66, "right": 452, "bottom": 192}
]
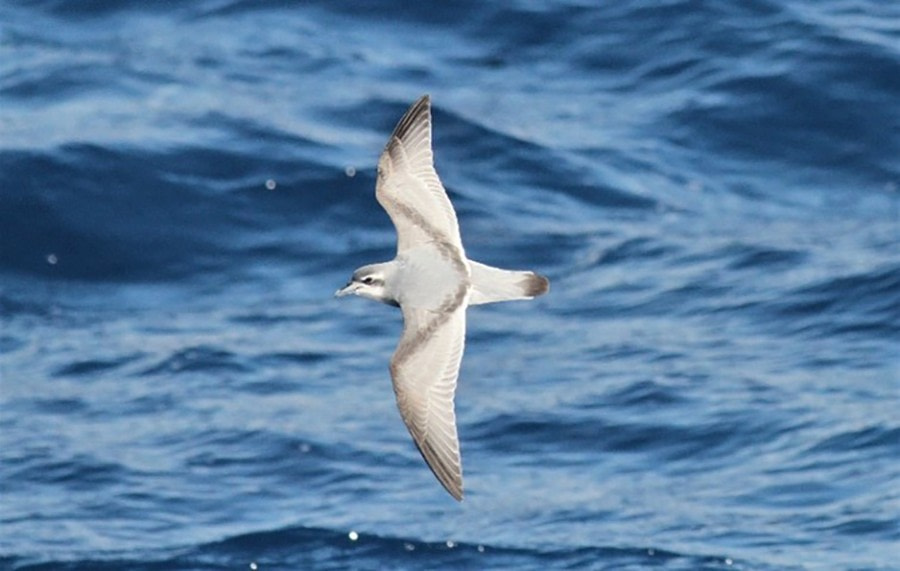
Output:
[{"left": 334, "top": 282, "right": 357, "bottom": 297}]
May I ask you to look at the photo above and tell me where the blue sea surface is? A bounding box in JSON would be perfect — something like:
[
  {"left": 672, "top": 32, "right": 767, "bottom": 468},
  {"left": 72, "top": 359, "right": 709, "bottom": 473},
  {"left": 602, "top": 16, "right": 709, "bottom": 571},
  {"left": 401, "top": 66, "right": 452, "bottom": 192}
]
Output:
[{"left": 1, "top": 1, "right": 898, "bottom": 569}]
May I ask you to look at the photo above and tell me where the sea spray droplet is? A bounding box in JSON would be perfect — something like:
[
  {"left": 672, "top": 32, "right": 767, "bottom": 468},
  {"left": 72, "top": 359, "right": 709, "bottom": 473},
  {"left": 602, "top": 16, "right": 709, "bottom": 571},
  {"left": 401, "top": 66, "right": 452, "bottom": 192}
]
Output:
[
  {"left": 265, "top": 179, "right": 276, "bottom": 190},
  {"left": 345, "top": 166, "right": 356, "bottom": 177},
  {"left": 348, "top": 530, "right": 358, "bottom": 541},
  {"left": 46, "top": 253, "right": 58, "bottom": 265}
]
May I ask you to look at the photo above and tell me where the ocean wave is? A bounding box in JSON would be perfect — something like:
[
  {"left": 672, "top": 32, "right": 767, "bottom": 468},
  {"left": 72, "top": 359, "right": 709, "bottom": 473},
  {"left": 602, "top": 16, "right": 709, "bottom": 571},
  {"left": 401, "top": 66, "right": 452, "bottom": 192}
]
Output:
[{"left": 2, "top": 0, "right": 898, "bottom": 569}]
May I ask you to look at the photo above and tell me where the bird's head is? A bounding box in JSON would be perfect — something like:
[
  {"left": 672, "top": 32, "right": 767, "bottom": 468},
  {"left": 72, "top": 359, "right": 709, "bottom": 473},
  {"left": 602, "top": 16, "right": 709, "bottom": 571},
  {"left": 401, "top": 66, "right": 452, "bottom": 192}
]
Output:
[{"left": 335, "top": 264, "right": 396, "bottom": 306}]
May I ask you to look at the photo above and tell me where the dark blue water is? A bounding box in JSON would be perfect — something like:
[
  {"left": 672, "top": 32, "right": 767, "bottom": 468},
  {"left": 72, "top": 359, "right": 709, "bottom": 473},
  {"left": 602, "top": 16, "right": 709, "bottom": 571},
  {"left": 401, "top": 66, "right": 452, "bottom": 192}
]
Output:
[{"left": 2, "top": 1, "right": 898, "bottom": 569}]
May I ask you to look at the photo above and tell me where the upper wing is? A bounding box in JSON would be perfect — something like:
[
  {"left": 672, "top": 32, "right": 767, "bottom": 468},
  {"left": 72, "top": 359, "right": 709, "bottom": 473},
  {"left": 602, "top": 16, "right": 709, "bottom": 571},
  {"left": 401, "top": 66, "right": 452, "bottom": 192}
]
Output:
[
  {"left": 376, "top": 95, "right": 464, "bottom": 254},
  {"left": 390, "top": 302, "right": 467, "bottom": 501}
]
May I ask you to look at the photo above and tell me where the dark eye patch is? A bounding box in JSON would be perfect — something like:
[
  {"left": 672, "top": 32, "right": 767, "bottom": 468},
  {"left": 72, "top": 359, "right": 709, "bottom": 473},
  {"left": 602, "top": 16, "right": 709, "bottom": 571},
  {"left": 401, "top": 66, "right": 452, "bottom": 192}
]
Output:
[{"left": 362, "top": 276, "right": 375, "bottom": 285}]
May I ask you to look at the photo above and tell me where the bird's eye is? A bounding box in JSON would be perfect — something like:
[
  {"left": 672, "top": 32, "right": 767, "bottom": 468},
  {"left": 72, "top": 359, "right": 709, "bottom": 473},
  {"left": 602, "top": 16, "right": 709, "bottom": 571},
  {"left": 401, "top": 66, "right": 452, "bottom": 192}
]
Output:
[{"left": 362, "top": 276, "right": 375, "bottom": 285}]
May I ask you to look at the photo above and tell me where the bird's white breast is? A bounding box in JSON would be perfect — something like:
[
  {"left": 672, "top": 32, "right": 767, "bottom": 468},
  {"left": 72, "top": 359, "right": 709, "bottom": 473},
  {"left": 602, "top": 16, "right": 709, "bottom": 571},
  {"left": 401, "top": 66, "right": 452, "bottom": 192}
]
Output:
[{"left": 392, "top": 244, "right": 470, "bottom": 310}]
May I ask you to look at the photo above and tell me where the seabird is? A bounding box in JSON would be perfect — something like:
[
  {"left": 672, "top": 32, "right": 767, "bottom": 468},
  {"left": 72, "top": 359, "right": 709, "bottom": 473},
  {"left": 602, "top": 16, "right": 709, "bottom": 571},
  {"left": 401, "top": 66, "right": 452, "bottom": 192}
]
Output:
[{"left": 336, "top": 95, "right": 549, "bottom": 500}]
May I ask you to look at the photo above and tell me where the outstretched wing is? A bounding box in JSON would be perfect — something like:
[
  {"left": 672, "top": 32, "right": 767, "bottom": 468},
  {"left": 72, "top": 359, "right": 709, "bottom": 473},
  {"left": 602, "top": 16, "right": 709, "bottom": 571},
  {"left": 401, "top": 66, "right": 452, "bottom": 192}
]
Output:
[
  {"left": 390, "top": 302, "right": 467, "bottom": 500},
  {"left": 376, "top": 95, "right": 464, "bottom": 255}
]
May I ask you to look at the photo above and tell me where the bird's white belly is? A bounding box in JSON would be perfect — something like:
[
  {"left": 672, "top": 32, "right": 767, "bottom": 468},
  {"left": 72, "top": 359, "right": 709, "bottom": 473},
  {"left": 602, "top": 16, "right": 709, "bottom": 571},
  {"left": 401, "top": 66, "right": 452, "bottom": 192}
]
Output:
[{"left": 393, "top": 245, "right": 469, "bottom": 310}]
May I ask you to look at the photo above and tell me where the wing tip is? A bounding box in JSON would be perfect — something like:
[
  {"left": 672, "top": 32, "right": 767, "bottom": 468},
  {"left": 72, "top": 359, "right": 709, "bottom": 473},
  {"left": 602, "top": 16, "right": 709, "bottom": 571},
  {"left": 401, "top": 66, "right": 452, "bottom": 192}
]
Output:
[
  {"left": 442, "top": 472, "right": 465, "bottom": 502},
  {"left": 389, "top": 94, "right": 432, "bottom": 144},
  {"left": 413, "top": 435, "right": 465, "bottom": 502}
]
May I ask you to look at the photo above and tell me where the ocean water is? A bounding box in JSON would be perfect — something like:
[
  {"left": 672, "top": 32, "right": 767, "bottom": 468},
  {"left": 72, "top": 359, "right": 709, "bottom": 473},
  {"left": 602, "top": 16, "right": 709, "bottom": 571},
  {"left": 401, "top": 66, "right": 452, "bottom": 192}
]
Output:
[{"left": 1, "top": 1, "right": 898, "bottom": 569}]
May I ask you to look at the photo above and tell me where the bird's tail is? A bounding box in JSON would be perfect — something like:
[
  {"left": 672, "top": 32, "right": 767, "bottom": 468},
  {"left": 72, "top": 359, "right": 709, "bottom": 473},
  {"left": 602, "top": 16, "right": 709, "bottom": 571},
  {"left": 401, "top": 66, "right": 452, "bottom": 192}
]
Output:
[{"left": 467, "top": 261, "right": 550, "bottom": 306}]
